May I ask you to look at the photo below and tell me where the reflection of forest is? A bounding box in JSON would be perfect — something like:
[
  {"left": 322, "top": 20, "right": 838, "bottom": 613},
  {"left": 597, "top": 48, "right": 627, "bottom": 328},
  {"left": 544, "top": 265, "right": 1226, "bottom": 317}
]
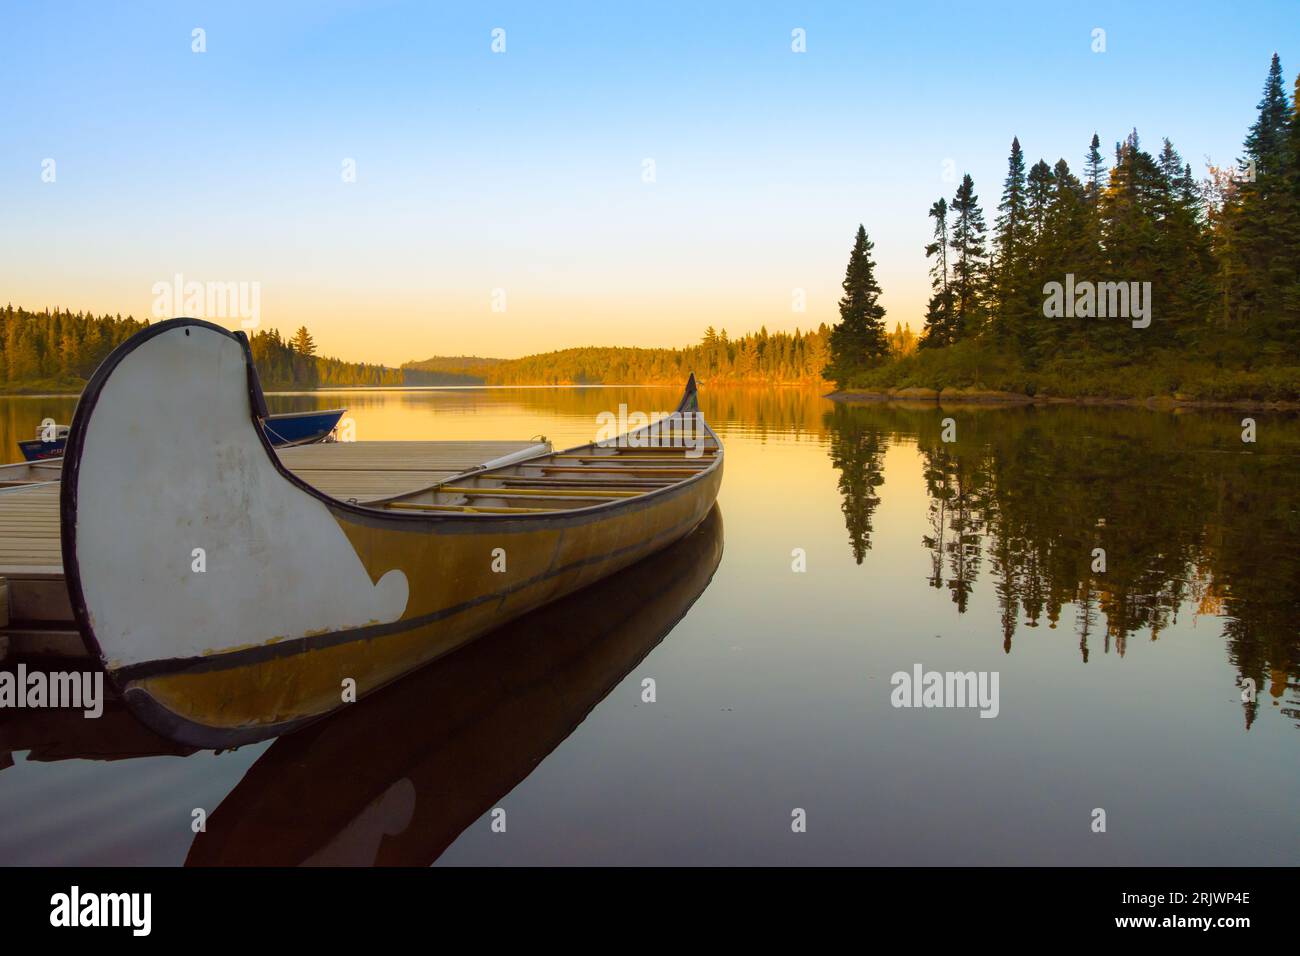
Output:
[{"left": 824, "top": 403, "right": 1300, "bottom": 730}]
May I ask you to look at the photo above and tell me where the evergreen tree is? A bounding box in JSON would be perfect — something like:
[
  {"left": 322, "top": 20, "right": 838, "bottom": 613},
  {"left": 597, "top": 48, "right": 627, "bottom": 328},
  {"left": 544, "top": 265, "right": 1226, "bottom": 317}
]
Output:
[
  {"left": 826, "top": 225, "right": 889, "bottom": 387},
  {"left": 291, "top": 326, "right": 317, "bottom": 356},
  {"left": 1098, "top": 130, "right": 1163, "bottom": 351},
  {"left": 1243, "top": 53, "right": 1290, "bottom": 177},
  {"left": 1285, "top": 70, "right": 1300, "bottom": 327},
  {"left": 991, "top": 138, "right": 1033, "bottom": 346},
  {"left": 1041, "top": 158, "right": 1093, "bottom": 348},
  {"left": 1084, "top": 133, "right": 1106, "bottom": 204},
  {"left": 1152, "top": 139, "right": 1215, "bottom": 343},
  {"left": 1234, "top": 55, "right": 1298, "bottom": 340},
  {"left": 1026, "top": 160, "right": 1054, "bottom": 245},
  {"left": 921, "top": 198, "right": 955, "bottom": 347},
  {"left": 1021, "top": 159, "right": 1056, "bottom": 359},
  {"left": 949, "top": 174, "right": 988, "bottom": 341}
]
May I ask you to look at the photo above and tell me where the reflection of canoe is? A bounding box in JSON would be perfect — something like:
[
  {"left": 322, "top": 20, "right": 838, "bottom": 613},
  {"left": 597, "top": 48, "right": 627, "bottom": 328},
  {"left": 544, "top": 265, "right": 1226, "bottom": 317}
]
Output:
[
  {"left": 187, "top": 506, "right": 723, "bottom": 866},
  {"left": 17, "top": 409, "right": 344, "bottom": 461},
  {"left": 0, "top": 695, "right": 194, "bottom": 765},
  {"left": 61, "top": 319, "right": 723, "bottom": 748}
]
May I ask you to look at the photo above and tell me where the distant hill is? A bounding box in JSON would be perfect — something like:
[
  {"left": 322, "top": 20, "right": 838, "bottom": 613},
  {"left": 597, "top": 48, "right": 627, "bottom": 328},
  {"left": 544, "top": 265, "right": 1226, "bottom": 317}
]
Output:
[{"left": 400, "top": 355, "right": 503, "bottom": 385}]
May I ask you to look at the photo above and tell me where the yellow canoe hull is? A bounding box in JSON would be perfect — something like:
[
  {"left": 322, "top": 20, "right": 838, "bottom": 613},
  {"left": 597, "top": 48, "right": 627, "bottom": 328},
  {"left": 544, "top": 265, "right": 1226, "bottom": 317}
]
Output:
[{"left": 126, "top": 465, "right": 721, "bottom": 744}]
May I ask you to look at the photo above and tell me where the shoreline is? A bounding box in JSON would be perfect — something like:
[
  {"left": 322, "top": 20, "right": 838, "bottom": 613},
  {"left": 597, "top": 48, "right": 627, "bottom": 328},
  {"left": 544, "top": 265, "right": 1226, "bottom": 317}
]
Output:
[
  {"left": 0, "top": 380, "right": 828, "bottom": 398},
  {"left": 826, "top": 387, "right": 1300, "bottom": 412},
  {"left": 5, "top": 381, "right": 1296, "bottom": 411}
]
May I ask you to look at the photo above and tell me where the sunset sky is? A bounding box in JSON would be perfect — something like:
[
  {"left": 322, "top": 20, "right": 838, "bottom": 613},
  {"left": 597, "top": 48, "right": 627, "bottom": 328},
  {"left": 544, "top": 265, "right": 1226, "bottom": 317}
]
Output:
[{"left": 2, "top": 1, "right": 1295, "bottom": 365}]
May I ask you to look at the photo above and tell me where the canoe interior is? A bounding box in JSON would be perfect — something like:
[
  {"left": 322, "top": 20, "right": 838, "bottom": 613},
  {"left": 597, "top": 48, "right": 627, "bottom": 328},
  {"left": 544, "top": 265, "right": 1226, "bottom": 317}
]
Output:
[{"left": 371, "top": 393, "right": 721, "bottom": 516}]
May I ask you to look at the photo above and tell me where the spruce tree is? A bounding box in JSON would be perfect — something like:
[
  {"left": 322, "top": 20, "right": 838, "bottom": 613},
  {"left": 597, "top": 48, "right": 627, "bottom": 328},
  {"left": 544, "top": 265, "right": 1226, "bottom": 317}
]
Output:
[
  {"left": 827, "top": 224, "right": 889, "bottom": 387},
  {"left": 1231, "top": 54, "right": 1295, "bottom": 333},
  {"left": 291, "top": 326, "right": 317, "bottom": 355},
  {"left": 992, "top": 138, "right": 1035, "bottom": 346},
  {"left": 1243, "top": 53, "right": 1290, "bottom": 177},
  {"left": 1285, "top": 70, "right": 1300, "bottom": 330},
  {"left": 1078, "top": 134, "right": 1109, "bottom": 292},
  {"left": 921, "top": 198, "right": 955, "bottom": 347},
  {"left": 1022, "top": 159, "right": 1055, "bottom": 360},
  {"left": 1098, "top": 131, "right": 1163, "bottom": 350},
  {"left": 1084, "top": 133, "right": 1105, "bottom": 204},
  {"left": 1042, "top": 159, "right": 1091, "bottom": 349},
  {"left": 950, "top": 174, "right": 988, "bottom": 341}
]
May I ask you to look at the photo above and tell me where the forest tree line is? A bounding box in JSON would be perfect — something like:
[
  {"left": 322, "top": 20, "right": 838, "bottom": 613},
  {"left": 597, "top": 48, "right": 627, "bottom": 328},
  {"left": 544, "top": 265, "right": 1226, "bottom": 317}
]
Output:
[
  {"left": 468, "top": 325, "right": 836, "bottom": 386},
  {"left": 828, "top": 53, "right": 1300, "bottom": 400},
  {"left": 0, "top": 306, "right": 447, "bottom": 391},
  {"left": 411, "top": 323, "right": 921, "bottom": 385},
  {"left": 4, "top": 303, "right": 918, "bottom": 392}
]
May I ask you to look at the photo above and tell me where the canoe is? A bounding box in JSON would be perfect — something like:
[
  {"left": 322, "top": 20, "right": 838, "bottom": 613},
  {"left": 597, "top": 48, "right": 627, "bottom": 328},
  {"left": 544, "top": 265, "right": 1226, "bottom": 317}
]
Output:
[
  {"left": 257, "top": 407, "right": 346, "bottom": 448},
  {"left": 17, "top": 408, "right": 344, "bottom": 461},
  {"left": 16, "top": 424, "right": 70, "bottom": 462},
  {"left": 60, "top": 318, "right": 722, "bottom": 748},
  {"left": 187, "top": 505, "right": 723, "bottom": 865}
]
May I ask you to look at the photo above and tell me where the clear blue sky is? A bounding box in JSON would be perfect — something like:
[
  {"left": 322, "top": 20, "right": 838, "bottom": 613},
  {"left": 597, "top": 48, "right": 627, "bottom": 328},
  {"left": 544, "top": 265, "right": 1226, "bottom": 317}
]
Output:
[{"left": 2, "top": 1, "right": 1296, "bottom": 362}]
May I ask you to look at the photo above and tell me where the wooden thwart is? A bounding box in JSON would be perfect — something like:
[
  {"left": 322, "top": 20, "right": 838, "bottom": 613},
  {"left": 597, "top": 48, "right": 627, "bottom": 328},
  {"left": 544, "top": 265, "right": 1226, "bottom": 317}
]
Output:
[
  {"left": 553, "top": 455, "right": 715, "bottom": 463},
  {"left": 385, "top": 501, "right": 551, "bottom": 514},
  {"left": 539, "top": 466, "right": 706, "bottom": 476},
  {"left": 439, "top": 485, "right": 646, "bottom": 499}
]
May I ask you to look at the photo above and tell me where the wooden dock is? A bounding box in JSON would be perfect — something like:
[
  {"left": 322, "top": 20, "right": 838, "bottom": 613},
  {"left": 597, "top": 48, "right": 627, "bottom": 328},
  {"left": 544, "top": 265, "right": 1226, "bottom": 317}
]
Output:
[{"left": 0, "top": 439, "right": 549, "bottom": 658}]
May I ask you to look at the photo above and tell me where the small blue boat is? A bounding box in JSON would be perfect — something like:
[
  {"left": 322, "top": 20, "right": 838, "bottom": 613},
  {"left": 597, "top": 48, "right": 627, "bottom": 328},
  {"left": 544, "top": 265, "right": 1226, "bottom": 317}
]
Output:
[
  {"left": 257, "top": 408, "right": 348, "bottom": 448},
  {"left": 16, "top": 408, "right": 347, "bottom": 462}
]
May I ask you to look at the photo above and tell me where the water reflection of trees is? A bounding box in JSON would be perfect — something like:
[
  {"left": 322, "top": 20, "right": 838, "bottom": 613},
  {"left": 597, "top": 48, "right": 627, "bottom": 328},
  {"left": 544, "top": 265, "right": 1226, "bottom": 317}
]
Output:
[
  {"left": 825, "top": 406, "right": 887, "bottom": 564},
  {"left": 825, "top": 402, "right": 1300, "bottom": 729}
]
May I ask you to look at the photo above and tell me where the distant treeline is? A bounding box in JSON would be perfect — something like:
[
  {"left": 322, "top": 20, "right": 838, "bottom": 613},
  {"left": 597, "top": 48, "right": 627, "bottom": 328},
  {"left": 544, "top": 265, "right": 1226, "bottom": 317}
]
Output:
[
  {"left": 469, "top": 325, "right": 836, "bottom": 385},
  {"left": 0, "top": 306, "right": 444, "bottom": 392},
  {"left": 0, "top": 306, "right": 148, "bottom": 387},
  {"left": 3, "top": 306, "right": 851, "bottom": 393},
  {"left": 246, "top": 328, "right": 450, "bottom": 389},
  {"left": 828, "top": 54, "right": 1300, "bottom": 400}
]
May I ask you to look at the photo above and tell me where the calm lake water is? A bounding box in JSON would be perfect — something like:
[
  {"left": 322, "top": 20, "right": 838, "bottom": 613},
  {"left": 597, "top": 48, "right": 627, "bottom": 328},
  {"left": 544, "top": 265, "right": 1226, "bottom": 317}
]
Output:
[{"left": 1, "top": 386, "right": 1297, "bottom": 865}]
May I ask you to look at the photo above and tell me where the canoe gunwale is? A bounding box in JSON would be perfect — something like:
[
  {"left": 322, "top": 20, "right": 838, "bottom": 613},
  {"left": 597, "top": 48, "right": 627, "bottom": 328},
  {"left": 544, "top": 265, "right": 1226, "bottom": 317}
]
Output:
[{"left": 262, "top": 407, "right": 347, "bottom": 420}]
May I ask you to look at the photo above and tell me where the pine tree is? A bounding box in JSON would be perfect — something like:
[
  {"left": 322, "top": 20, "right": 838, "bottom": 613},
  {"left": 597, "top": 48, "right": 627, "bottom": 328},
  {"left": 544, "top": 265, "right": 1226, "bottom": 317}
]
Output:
[
  {"left": 1098, "top": 130, "right": 1163, "bottom": 350},
  {"left": 921, "top": 198, "right": 955, "bottom": 347},
  {"left": 1041, "top": 158, "right": 1091, "bottom": 349},
  {"left": 990, "top": 139, "right": 1030, "bottom": 344},
  {"left": 1151, "top": 139, "right": 1215, "bottom": 343},
  {"left": 1084, "top": 133, "right": 1106, "bottom": 205},
  {"left": 949, "top": 174, "right": 988, "bottom": 341},
  {"left": 1243, "top": 53, "right": 1290, "bottom": 178},
  {"left": 1026, "top": 160, "right": 1054, "bottom": 244},
  {"left": 1285, "top": 70, "right": 1300, "bottom": 329},
  {"left": 826, "top": 224, "right": 889, "bottom": 387},
  {"left": 1226, "top": 55, "right": 1294, "bottom": 334},
  {"left": 291, "top": 326, "right": 317, "bottom": 356},
  {"left": 1021, "top": 159, "right": 1056, "bottom": 359}
]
